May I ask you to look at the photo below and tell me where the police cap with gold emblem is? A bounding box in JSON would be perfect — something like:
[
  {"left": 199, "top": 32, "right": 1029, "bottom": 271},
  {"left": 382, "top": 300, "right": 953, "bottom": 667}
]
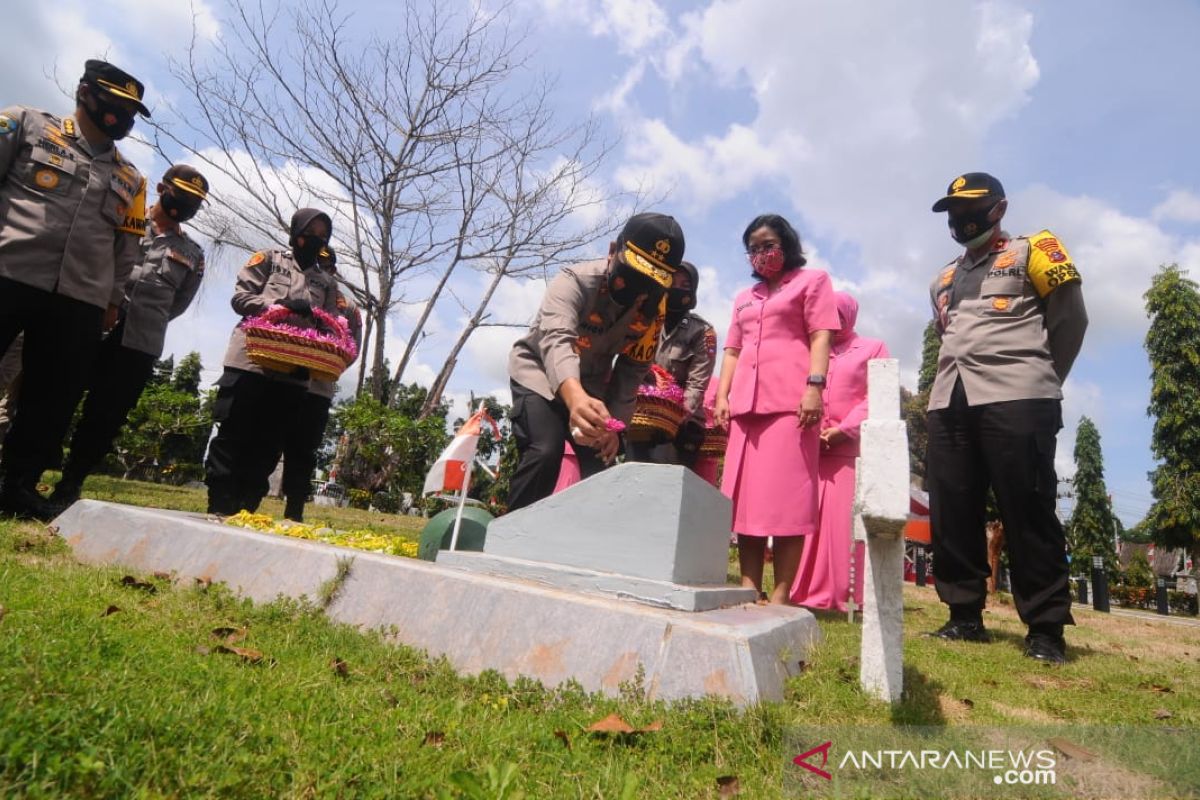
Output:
[
  {"left": 931, "top": 172, "right": 1005, "bottom": 212},
  {"left": 162, "top": 164, "right": 209, "bottom": 201},
  {"left": 82, "top": 59, "right": 151, "bottom": 117},
  {"left": 617, "top": 212, "right": 685, "bottom": 288}
]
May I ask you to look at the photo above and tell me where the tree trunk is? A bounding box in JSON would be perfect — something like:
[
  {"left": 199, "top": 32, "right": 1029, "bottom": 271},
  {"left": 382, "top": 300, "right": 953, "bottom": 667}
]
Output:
[{"left": 421, "top": 266, "right": 507, "bottom": 415}]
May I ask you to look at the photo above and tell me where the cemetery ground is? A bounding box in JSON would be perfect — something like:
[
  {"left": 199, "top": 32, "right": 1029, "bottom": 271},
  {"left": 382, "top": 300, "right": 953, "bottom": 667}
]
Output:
[{"left": 1, "top": 478, "right": 1197, "bottom": 798}]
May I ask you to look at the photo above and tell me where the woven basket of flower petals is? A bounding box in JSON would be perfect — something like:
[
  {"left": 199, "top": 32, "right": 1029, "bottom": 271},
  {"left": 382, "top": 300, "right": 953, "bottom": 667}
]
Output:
[
  {"left": 629, "top": 365, "right": 688, "bottom": 442},
  {"left": 243, "top": 305, "right": 358, "bottom": 382}
]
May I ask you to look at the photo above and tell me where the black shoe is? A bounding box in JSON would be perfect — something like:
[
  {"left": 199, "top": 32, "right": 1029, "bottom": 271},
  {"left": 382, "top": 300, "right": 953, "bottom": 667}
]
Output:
[
  {"left": 0, "top": 483, "right": 54, "bottom": 522},
  {"left": 1024, "top": 632, "right": 1067, "bottom": 664},
  {"left": 283, "top": 499, "right": 304, "bottom": 523},
  {"left": 927, "top": 619, "right": 991, "bottom": 643},
  {"left": 47, "top": 479, "right": 82, "bottom": 510}
]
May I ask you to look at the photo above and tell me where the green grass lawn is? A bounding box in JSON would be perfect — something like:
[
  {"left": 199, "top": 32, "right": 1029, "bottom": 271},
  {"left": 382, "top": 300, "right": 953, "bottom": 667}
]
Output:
[{"left": 1, "top": 477, "right": 1198, "bottom": 798}]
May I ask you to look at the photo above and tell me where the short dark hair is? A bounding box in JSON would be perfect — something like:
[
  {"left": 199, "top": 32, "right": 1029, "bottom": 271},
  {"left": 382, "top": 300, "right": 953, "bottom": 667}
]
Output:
[{"left": 743, "top": 213, "right": 806, "bottom": 279}]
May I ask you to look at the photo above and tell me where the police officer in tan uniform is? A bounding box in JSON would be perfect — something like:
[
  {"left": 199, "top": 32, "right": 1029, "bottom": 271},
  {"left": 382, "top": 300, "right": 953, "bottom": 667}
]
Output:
[
  {"left": 0, "top": 60, "right": 149, "bottom": 519},
  {"left": 507, "top": 212, "right": 684, "bottom": 511},
  {"left": 629, "top": 260, "right": 716, "bottom": 467},
  {"left": 271, "top": 246, "right": 362, "bottom": 522},
  {"left": 205, "top": 208, "right": 340, "bottom": 516},
  {"left": 925, "top": 172, "right": 1088, "bottom": 664},
  {"left": 48, "top": 165, "right": 209, "bottom": 509}
]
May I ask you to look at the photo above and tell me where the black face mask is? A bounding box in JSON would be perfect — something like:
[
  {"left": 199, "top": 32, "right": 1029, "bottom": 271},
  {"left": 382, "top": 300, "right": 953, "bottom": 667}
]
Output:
[
  {"left": 949, "top": 203, "right": 1000, "bottom": 246},
  {"left": 608, "top": 263, "right": 661, "bottom": 308},
  {"left": 666, "top": 287, "right": 695, "bottom": 314},
  {"left": 82, "top": 88, "right": 136, "bottom": 140},
  {"left": 293, "top": 235, "right": 327, "bottom": 268},
  {"left": 159, "top": 189, "right": 201, "bottom": 223}
]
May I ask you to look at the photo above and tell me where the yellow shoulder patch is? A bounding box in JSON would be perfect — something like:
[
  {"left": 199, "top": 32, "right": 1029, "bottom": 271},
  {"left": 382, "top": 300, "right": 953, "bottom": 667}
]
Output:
[
  {"left": 1026, "top": 230, "right": 1080, "bottom": 298},
  {"left": 247, "top": 251, "right": 267, "bottom": 268},
  {"left": 622, "top": 296, "right": 666, "bottom": 363},
  {"left": 116, "top": 177, "right": 148, "bottom": 236}
]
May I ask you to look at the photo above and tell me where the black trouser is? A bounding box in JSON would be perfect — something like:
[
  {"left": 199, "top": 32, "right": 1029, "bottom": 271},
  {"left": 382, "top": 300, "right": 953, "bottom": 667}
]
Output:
[
  {"left": 0, "top": 278, "right": 103, "bottom": 488},
  {"left": 205, "top": 368, "right": 305, "bottom": 515},
  {"left": 927, "top": 378, "right": 1074, "bottom": 631},
  {"left": 626, "top": 420, "right": 704, "bottom": 470},
  {"left": 507, "top": 380, "right": 608, "bottom": 512},
  {"left": 62, "top": 326, "right": 156, "bottom": 485},
  {"left": 278, "top": 392, "right": 332, "bottom": 503}
]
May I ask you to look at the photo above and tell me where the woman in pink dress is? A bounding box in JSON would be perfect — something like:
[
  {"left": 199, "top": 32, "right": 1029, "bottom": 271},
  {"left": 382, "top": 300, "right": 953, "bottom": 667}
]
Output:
[
  {"left": 715, "top": 214, "right": 838, "bottom": 604},
  {"left": 790, "top": 292, "right": 890, "bottom": 611}
]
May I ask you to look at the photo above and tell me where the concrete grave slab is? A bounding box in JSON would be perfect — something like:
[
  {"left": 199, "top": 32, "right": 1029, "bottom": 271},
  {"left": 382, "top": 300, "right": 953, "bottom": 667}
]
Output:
[
  {"left": 52, "top": 500, "right": 819, "bottom": 705},
  {"left": 437, "top": 550, "right": 758, "bottom": 612},
  {"left": 483, "top": 463, "right": 732, "bottom": 585}
]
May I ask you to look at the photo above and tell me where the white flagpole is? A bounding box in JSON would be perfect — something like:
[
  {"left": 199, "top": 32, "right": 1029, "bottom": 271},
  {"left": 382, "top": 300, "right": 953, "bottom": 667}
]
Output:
[{"left": 449, "top": 457, "right": 474, "bottom": 552}]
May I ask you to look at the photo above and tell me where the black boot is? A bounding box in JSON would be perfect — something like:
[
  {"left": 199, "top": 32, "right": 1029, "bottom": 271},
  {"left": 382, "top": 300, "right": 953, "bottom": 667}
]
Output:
[
  {"left": 0, "top": 475, "right": 54, "bottom": 522},
  {"left": 284, "top": 497, "right": 305, "bottom": 523},
  {"left": 47, "top": 476, "right": 83, "bottom": 511}
]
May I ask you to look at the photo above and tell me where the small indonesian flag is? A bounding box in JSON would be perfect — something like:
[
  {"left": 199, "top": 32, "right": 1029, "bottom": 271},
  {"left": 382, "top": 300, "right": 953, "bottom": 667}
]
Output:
[{"left": 422, "top": 409, "right": 499, "bottom": 495}]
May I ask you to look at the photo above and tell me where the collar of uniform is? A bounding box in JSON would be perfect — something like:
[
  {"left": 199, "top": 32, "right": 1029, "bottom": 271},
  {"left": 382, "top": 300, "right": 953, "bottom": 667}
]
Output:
[
  {"left": 60, "top": 116, "right": 79, "bottom": 138},
  {"left": 960, "top": 230, "right": 1011, "bottom": 271},
  {"left": 753, "top": 266, "right": 802, "bottom": 298}
]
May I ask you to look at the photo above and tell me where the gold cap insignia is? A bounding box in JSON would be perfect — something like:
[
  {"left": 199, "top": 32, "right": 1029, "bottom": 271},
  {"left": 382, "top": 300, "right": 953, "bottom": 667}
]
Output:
[
  {"left": 655, "top": 238, "right": 671, "bottom": 255},
  {"left": 951, "top": 176, "right": 967, "bottom": 191}
]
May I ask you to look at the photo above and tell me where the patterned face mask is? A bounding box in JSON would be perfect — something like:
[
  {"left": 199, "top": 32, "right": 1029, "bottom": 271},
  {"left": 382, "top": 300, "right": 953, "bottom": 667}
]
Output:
[{"left": 749, "top": 247, "right": 785, "bottom": 278}]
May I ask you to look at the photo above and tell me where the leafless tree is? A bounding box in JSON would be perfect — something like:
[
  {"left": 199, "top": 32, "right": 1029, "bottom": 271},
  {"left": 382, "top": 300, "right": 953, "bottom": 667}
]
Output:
[{"left": 150, "top": 0, "right": 619, "bottom": 400}]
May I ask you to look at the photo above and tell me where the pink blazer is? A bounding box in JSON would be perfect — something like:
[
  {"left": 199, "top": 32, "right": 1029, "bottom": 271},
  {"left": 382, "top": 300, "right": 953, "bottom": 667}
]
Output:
[
  {"left": 726, "top": 268, "right": 839, "bottom": 417},
  {"left": 823, "top": 333, "right": 890, "bottom": 457}
]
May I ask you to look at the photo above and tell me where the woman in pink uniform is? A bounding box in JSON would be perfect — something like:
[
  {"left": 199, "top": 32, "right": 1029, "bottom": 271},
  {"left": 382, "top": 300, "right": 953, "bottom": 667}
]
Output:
[
  {"left": 715, "top": 214, "right": 838, "bottom": 604},
  {"left": 790, "top": 292, "right": 890, "bottom": 611}
]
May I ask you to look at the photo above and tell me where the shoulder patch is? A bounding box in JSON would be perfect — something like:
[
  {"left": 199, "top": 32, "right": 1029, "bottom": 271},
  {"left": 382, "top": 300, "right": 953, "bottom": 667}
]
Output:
[
  {"left": 247, "top": 251, "right": 267, "bottom": 267},
  {"left": 0, "top": 114, "right": 17, "bottom": 136},
  {"left": 622, "top": 296, "right": 666, "bottom": 363},
  {"left": 1026, "top": 230, "right": 1080, "bottom": 297},
  {"left": 703, "top": 326, "right": 717, "bottom": 358}
]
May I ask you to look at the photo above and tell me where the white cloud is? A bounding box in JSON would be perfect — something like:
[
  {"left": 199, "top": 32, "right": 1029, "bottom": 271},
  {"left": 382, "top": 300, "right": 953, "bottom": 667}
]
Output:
[{"left": 1152, "top": 189, "right": 1200, "bottom": 224}]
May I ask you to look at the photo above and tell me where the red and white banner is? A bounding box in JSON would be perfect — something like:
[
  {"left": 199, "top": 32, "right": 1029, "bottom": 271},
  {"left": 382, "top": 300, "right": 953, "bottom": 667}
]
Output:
[{"left": 422, "top": 409, "right": 498, "bottom": 495}]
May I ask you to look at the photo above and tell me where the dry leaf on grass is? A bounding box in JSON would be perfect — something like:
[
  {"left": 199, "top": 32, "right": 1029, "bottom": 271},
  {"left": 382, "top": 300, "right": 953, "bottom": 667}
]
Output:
[
  {"left": 717, "top": 775, "right": 741, "bottom": 797},
  {"left": 152, "top": 571, "right": 172, "bottom": 581},
  {"left": 1149, "top": 684, "right": 1174, "bottom": 694},
  {"left": 381, "top": 690, "right": 399, "bottom": 708},
  {"left": 101, "top": 605, "right": 120, "bottom": 617},
  {"left": 331, "top": 658, "right": 349, "bottom": 677},
  {"left": 423, "top": 731, "right": 446, "bottom": 747},
  {"left": 1047, "top": 737, "right": 1096, "bottom": 761},
  {"left": 215, "top": 644, "right": 264, "bottom": 664},
  {"left": 211, "top": 626, "right": 247, "bottom": 645},
  {"left": 119, "top": 575, "right": 157, "bottom": 593},
  {"left": 194, "top": 577, "right": 212, "bottom": 590},
  {"left": 585, "top": 713, "right": 663, "bottom": 734},
  {"left": 1154, "top": 709, "right": 1173, "bottom": 720},
  {"left": 553, "top": 730, "right": 571, "bottom": 750}
]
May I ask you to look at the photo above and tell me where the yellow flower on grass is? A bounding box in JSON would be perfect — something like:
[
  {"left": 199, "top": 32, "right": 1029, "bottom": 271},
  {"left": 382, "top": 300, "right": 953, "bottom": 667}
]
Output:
[{"left": 224, "top": 513, "right": 418, "bottom": 559}]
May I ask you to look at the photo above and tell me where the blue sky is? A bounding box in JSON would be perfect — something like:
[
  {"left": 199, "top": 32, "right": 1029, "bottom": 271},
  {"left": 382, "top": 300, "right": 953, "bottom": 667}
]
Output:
[{"left": 5, "top": 0, "right": 1200, "bottom": 526}]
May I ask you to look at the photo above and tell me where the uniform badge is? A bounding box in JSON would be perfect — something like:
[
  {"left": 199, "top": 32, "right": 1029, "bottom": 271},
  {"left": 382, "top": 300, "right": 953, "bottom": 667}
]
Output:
[
  {"left": 993, "top": 251, "right": 1018, "bottom": 269},
  {"left": 991, "top": 297, "right": 1010, "bottom": 311},
  {"left": 587, "top": 312, "right": 603, "bottom": 326},
  {"left": 939, "top": 266, "right": 956, "bottom": 287},
  {"left": 576, "top": 335, "right": 592, "bottom": 350},
  {"left": 1033, "top": 236, "right": 1067, "bottom": 263},
  {"left": 704, "top": 327, "right": 717, "bottom": 358},
  {"left": 34, "top": 169, "right": 59, "bottom": 189},
  {"left": 247, "top": 252, "right": 267, "bottom": 267},
  {"left": 0, "top": 115, "right": 16, "bottom": 135}
]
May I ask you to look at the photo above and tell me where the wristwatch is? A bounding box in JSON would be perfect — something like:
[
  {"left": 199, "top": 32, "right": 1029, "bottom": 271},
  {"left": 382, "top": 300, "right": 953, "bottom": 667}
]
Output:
[{"left": 806, "top": 374, "right": 827, "bottom": 387}]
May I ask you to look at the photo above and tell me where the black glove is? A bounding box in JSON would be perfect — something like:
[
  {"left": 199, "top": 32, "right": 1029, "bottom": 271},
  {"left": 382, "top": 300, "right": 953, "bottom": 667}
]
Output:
[
  {"left": 674, "top": 420, "right": 705, "bottom": 467},
  {"left": 281, "top": 298, "right": 312, "bottom": 316}
]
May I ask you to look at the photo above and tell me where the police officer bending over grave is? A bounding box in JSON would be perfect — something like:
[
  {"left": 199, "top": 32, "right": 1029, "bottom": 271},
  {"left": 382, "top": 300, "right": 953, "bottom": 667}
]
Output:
[
  {"left": 0, "top": 60, "right": 149, "bottom": 520},
  {"left": 506, "top": 212, "right": 684, "bottom": 511},
  {"left": 48, "top": 165, "right": 209, "bottom": 510},
  {"left": 925, "top": 172, "right": 1088, "bottom": 664}
]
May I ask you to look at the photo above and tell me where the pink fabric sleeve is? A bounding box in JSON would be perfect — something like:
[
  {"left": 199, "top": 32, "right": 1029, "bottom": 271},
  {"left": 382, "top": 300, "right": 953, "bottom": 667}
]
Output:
[
  {"left": 725, "top": 291, "right": 746, "bottom": 350},
  {"left": 804, "top": 271, "right": 841, "bottom": 333},
  {"left": 837, "top": 339, "right": 891, "bottom": 440}
]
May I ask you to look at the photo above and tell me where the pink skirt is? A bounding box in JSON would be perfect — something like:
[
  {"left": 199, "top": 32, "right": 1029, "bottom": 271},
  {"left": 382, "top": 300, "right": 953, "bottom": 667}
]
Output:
[
  {"left": 790, "top": 454, "right": 864, "bottom": 610},
  {"left": 721, "top": 412, "right": 819, "bottom": 537}
]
